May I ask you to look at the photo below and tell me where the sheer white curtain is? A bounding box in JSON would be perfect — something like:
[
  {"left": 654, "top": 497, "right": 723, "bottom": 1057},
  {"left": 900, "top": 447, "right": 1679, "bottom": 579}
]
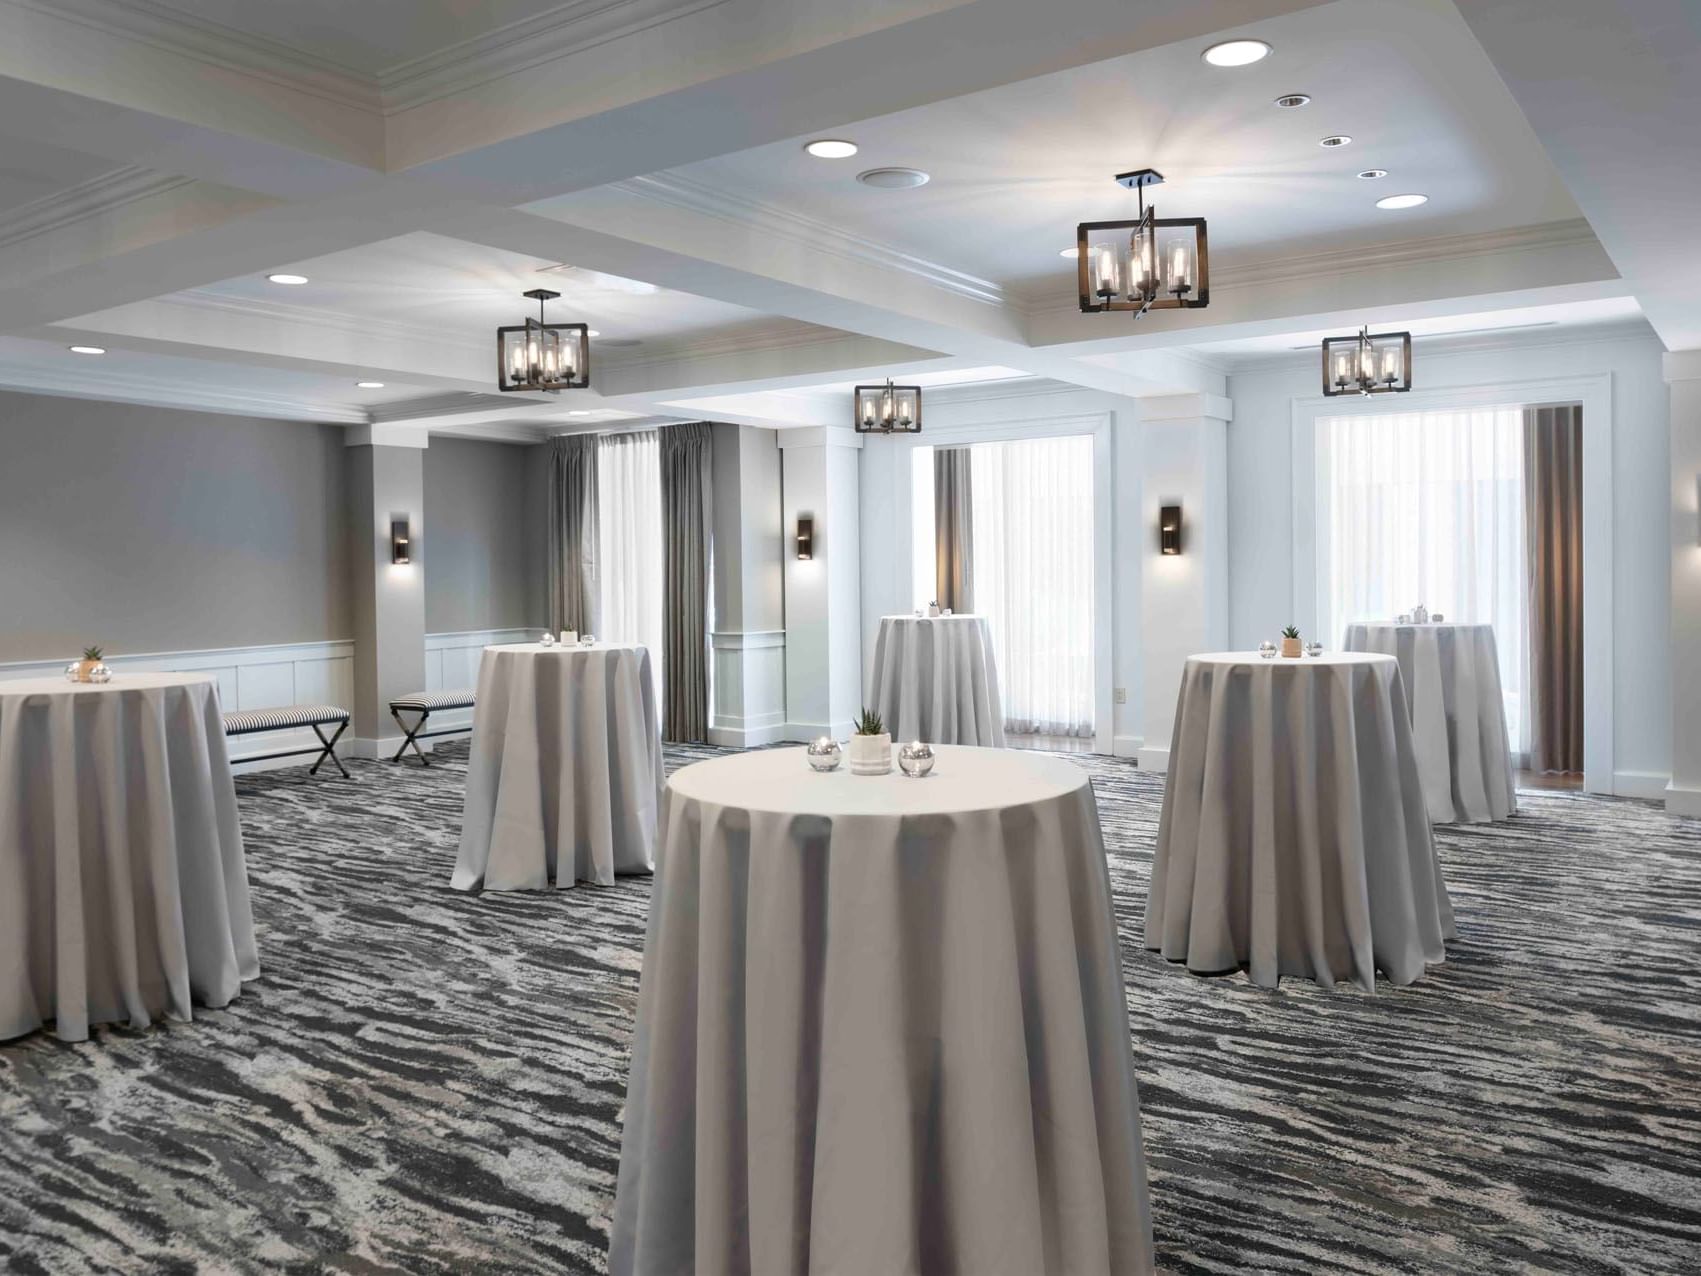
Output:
[
  {"left": 1321, "top": 406, "right": 1527, "bottom": 749},
  {"left": 596, "top": 429, "right": 665, "bottom": 713},
  {"left": 968, "top": 434, "right": 1095, "bottom": 737}
]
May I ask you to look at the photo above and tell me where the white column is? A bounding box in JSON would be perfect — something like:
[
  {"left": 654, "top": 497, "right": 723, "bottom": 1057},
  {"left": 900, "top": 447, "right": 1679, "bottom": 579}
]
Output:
[
  {"left": 780, "top": 427, "right": 863, "bottom": 740},
  {"left": 345, "top": 424, "right": 428, "bottom": 758},
  {"left": 1136, "top": 393, "right": 1232, "bottom": 771},
  {"left": 708, "top": 423, "right": 788, "bottom": 747},
  {"left": 1666, "top": 350, "right": 1701, "bottom": 814}
]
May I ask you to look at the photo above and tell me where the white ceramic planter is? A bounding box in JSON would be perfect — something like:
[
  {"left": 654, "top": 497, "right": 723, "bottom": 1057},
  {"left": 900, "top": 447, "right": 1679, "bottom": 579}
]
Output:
[{"left": 848, "top": 733, "right": 892, "bottom": 775}]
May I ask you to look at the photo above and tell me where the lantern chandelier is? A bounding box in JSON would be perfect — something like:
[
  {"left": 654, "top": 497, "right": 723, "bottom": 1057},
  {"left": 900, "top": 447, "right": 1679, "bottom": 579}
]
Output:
[
  {"left": 1077, "top": 169, "right": 1209, "bottom": 317},
  {"left": 854, "top": 378, "right": 922, "bottom": 434},
  {"left": 497, "top": 288, "right": 589, "bottom": 392},
  {"left": 1321, "top": 325, "right": 1412, "bottom": 397}
]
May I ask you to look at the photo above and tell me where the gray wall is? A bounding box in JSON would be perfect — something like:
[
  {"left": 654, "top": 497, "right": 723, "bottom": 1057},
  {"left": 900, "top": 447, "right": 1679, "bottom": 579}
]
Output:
[
  {"left": 0, "top": 390, "right": 348, "bottom": 662},
  {"left": 422, "top": 437, "right": 539, "bottom": 633}
]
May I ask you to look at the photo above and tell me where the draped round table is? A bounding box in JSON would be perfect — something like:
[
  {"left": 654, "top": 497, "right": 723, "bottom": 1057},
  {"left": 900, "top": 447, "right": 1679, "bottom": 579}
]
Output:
[
  {"left": 612, "top": 745, "right": 1153, "bottom": 1276},
  {"left": 1342, "top": 622, "right": 1517, "bottom": 824},
  {"left": 452, "top": 643, "right": 663, "bottom": 892},
  {"left": 0, "top": 673, "right": 258, "bottom": 1042},
  {"left": 1147, "top": 653, "right": 1455, "bottom": 990},
  {"left": 868, "top": 614, "right": 1006, "bottom": 747}
]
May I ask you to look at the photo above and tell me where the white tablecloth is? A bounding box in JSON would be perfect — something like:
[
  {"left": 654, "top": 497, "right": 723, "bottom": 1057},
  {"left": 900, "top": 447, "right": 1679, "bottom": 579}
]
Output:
[
  {"left": 1342, "top": 622, "right": 1517, "bottom": 824},
  {"left": 1147, "top": 653, "right": 1454, "bottom": 990},
  {"left": 612, "top": 746, "right": 1153, "bottom": 1275},
  {"left": 0, "top": 673, "right": 258, "bottom": 1042},
  {"left": 868, "top": 614, "right": 1007, "bottom": 747},
  {"left": 452, "top": 643, "right": 663, "bottom": 892}
]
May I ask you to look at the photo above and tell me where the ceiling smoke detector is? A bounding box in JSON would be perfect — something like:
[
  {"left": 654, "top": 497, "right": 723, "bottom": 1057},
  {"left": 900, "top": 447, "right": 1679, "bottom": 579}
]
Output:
[{"left": 857, "top": 167, "right": 930, "bottom": 189}]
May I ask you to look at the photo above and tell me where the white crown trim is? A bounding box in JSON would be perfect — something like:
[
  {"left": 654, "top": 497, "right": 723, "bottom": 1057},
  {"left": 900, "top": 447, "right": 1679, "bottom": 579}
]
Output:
[
  {"left": 0, "top": 165, "right": 198, "bottom": 253},
  {"left": 163, "top": 289, "right": 490, "bottom": 356},
  {"left": 1219, "top": 315, "right": 1656, "bottom": 375},
  {"left": 0, "top": 360, "right": 367, "bottom": 424},
  {"left": 614, "top": 173, "right": 1010, "bottom": 309}
]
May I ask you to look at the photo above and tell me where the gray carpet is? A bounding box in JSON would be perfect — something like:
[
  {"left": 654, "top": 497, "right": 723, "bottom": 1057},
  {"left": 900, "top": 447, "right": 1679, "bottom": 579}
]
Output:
[{"left": 2, "top": 741, "right": 1699, "bottom": 1274}]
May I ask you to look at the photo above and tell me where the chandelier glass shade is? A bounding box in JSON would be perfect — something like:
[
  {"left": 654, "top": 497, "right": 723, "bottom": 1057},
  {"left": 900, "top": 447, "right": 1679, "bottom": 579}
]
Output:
[
  {"left": 1077, "top": 169, "right": 1208, "bottom": 316},
  {"left": 854, "top": 379, "right": 922, "bottom": 434},
  {"left": 497, "top": 288, "right": 589, "bottom": 392},
  {"left": 1321, "top": 326, "right": 1412, "bottom": 396}
]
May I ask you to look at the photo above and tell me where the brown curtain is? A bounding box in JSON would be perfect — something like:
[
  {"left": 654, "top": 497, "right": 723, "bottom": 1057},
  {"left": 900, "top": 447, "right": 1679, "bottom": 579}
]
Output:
[
  {"left": 660, "top": 423, "right": 713, "bottom": 743},
  {"left": 546, "top": 434, "right": 598, "bottom": 635},
  {"left": 934, "top": 447, "right": 974, "bottom": 613},
  {"left": 1523, "top": 403, "right": 1583, "bottom": 773}
]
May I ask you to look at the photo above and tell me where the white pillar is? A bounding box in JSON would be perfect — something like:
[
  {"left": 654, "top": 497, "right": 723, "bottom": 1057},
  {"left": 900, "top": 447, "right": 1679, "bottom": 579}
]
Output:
[
  {"left": 1666, "top": 350, "right": 1701, "bottom": 814},
  {"left": 708, "top": 423, "right": 788, "bottom": 747},
  {"left": 779, "top": 427, "right": 863, "bottom": 740},
  {"left": 1136, "top": 393, "right": 1232, "bottom": 771},
  {"left": 345, "top": 424, "right": 428, "bottom": 758}
]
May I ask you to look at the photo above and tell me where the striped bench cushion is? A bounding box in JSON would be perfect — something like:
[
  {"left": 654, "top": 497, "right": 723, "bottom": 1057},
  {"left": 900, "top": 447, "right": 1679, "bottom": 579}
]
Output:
[
  {"left": 390, "top": 690, "right": 476, "bottom": 712},
  {"left": 223, "top": 704, "right": 350, "bottom": 735}
]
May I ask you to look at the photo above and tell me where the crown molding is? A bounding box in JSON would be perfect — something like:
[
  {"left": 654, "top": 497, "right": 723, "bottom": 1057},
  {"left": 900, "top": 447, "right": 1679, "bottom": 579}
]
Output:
[
  {"left": 3, "top": 0, "right": 731, "bottom": 118},
  {"left": 0, "top": 360, "right": 367, "bottom": 424},
  {"left": 379, "top": 0, "right": 732, "bottom": 113},
  {"left": 614, "top": 173, "right": 1010, "bottom": 309},
  {"left": 1220, "top": 315, "right": 1657, "bottom": 375},
  {"left": 1022, "top": 218, "right": 1610, "bottom": 322},
  {"left": 163, "top": 289, "right": 489, "bottom": 357},
  {"left": 599, "top": 318, "right": 867, "bottom": 375},
  {"left": 0, "top": 165, "right": 198, "bottom": 253}
]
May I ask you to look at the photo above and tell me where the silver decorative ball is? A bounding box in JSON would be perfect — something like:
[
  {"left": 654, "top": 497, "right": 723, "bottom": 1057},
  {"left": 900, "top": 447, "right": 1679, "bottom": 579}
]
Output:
[
  {"left": 87, "top": 662, "right": 112, "bottom": 683},
  {"left": 579, "top": 634, "right": 596, "bottom": 646},
  {"left": 806, "top": 736, "right": 842, "bottom": 772},
  {"left": 1258, "top": 641, "right": 1277, "bottom": 660},
  {"left": 540, "top": 632, "right": 557, "bottom": 646},
  {"left": 1432, "top": 613, "right": 1445, "bottom": 622},
  {"left": 1305, "top": 642, "right": 1323, "bottom": 657},
  {"left": 898, "top": 741, "right": 936, "bottom": 778},
  {"left": 63, "top": 661, "right": 82, "bottom": 682}
]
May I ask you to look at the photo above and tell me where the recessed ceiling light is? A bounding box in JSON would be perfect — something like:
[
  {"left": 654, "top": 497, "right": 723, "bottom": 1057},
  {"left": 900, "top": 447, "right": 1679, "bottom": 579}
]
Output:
[
  {"left": 266, "top": 273, "right": 309, "bottom": 285},
  {"left": 1357, "top": 168, "right": 1389, "bottom": 179},
  {"left": 857, "top": 167, "right": 929, "bottom": 189},
  {"left": 1202, "top": 39, "right": 1271, "bottom": 67},
  {"left": 68, "top": 345, "right": 105, "bottom": 355},
  {"left": 1059, "top": 246, "right": 1079, "bottom": 258},
  {"left": 1274, "top": 93, "right": 1310, "bottom": 108},
  {"left": 567, "top": 410, "right": 591, "bottom": 416},
  {"left": 356, "top": 381, "right": 385, "bottom": 389},
  {"left": 804, "top": 139, "right": 858, "bottom": 159},
  {"left": 586, "top": 330, "right": 600, "bottom": 337},
  {"left": 1319, "top": 134, "right": 1352, "bottom": 148},
  {"left": 1376, "top": 193, "right": 1429, "bottom": 210}
]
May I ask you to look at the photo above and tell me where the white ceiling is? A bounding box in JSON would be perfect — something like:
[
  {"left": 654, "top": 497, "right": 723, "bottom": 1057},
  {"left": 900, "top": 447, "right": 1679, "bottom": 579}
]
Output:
[
  {"left": 652, "top": 0, "right": 1580, "bottom": 299},
  {"left": 0, "top": 139, "right": 128, "bottom": 218},
  {"left": 183, "top": 231, "right": 800, "bottom": 349},
  {"left": 137, "top": 0, "right": 574, "bottom": 76}
]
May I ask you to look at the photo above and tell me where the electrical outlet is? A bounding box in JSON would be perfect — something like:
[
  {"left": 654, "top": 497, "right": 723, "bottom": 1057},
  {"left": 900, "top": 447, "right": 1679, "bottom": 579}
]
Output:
[{"left": 1113, "top": 687, "right": 1127, "bottom": 704}]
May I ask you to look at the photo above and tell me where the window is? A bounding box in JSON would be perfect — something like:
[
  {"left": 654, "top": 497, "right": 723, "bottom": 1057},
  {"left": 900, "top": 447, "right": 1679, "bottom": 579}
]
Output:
[
  {"left": 595, "top": 429, "right": 665, "bottom": 711},
  {"left": 1320, "top": 405, "right": 1526, "bottom": 748}
]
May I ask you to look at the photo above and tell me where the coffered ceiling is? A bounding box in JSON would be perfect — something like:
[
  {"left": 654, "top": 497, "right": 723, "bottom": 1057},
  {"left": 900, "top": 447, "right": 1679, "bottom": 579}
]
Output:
[{"left": 0, "top": 0, "right": 1684, "bottom": 436}]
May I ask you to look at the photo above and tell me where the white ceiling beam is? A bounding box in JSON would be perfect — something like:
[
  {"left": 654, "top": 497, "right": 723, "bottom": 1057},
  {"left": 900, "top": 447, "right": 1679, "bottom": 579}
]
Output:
[{"left": 1452, "top": 0, "right": 1701, "bottom": 350}]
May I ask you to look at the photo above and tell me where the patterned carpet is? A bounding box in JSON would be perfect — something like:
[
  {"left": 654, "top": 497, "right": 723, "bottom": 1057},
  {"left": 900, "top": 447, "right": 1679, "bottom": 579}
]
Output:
[{"left": 2, "top": 741, "right": 1699, "bottom": 1275}]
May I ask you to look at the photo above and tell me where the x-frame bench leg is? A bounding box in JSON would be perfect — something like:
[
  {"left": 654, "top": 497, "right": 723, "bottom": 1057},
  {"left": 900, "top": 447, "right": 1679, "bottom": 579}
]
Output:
[
  {"left": 390, "top": 707, "right": 431, "bottom": 766},
  {"left": 309, "top": 719, "right": 350, "bottom": 778}
]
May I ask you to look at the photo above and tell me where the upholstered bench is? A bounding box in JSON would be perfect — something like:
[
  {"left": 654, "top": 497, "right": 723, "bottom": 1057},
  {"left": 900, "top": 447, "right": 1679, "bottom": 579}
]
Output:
[
  {"left": 388, "top": 689, "right": 476, "bottom": 766},
  {"left": 222, "top": 704, "right": 350, "bottom": 778}
]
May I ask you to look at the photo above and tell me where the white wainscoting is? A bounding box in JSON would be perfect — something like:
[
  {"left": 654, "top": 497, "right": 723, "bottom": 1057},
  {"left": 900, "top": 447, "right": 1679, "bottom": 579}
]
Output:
[
  {"left": 421, "top": 628, "right": 534, "bottom": 739},
  {"left": 0, "top": 639, "right": 355, "bottom": 774},
  {"left": 710, "top": 629, "right": 788, "bottom": 747}
]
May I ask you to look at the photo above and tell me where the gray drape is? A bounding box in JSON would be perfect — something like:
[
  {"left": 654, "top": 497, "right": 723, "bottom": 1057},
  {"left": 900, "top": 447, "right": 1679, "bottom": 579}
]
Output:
[
  {"left": 546, "top": 434, "right": 599, "bottom": 636},
  {"left": 934, "top": 447, "right": 974, "bottom": 613},
  {"left": 1523, "top": 403, "right": 1584, "bottom": 773},
  {"left": 660, "top": 423, "right": 713, "bottom": 743}
]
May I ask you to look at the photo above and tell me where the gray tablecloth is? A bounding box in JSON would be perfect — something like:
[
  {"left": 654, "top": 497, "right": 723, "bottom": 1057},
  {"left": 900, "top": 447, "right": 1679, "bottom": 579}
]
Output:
[
  {"left": 612, "top": 746, "right": 1153, "bottom": 1275},
  {"left": 868, "top": 614, "right": 1007, "bottom": 747},
  {"left": 1342, "top": 622, "right": 1517, "bottom": 824},
  {"left": 1147, "top": 653, "right": 1455, "bottom": 990},
  {"left": 453, "top": 643, "right": 662, "bottom": 891},
  {"left": 0, "top": 673, "right": 258, "bottom": 1042}
]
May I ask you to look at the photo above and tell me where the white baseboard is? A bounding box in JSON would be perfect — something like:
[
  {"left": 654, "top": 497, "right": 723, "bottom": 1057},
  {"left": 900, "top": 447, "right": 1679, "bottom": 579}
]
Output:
[
  {"left": 1608, "top": 770, "right": 1669, "bottom": 801},
  {"left": 708, "top": 722, "right": 790, "bottom": 748},
  {"left": 1136, "top": 745, "right": 1170, "bottom": 772},
  {"left": 1663, "top": 780, "right": 1701, "bottom": 816},
  {"left": 1113, "top": 734, "right": 1143, "bottom": 760}
]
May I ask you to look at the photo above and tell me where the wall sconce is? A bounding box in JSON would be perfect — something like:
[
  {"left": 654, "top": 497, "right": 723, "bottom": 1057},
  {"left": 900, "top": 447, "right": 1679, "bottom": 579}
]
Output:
[
  {"left": 1160, "top": 503, "right": 1182, "bottom": 555},
  {"left": 391, "top": 515, "right": 412, "bottom": 565},
  {"left": 796, "top": 513, "right": 814, "bottom": 560}
]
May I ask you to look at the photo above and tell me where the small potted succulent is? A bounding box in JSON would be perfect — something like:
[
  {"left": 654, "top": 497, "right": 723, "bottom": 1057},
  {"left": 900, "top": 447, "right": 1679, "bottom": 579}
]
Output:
[
  {"left": 66, "top": 645, "right": 111, "bottom": 684},
  {"left": 848, "top": 707, "right": 893, "bottom": 775},
  {"left": 1279, "top": 626, "right": 1303, "bottom": 659}
]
